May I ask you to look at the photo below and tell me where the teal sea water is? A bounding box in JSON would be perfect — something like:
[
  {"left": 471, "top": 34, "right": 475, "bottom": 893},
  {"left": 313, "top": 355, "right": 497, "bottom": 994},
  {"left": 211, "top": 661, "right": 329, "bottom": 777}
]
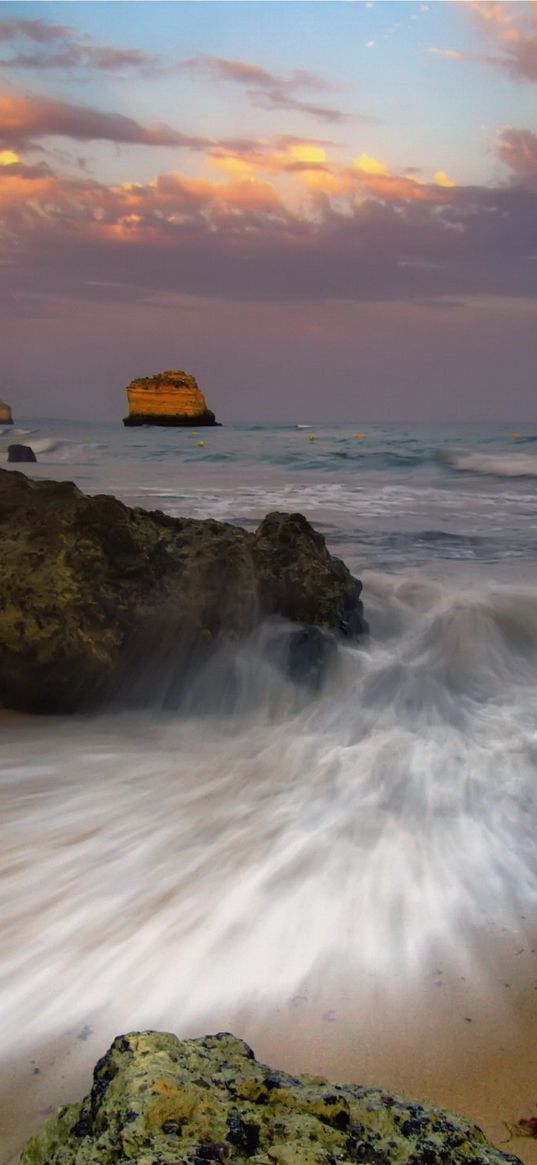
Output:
[
  {"left": 3, "top": 417, "right": 537, "bottom": 576},
  {"left": 2, "top": 418, "right": 537, "bottom": 1156}
]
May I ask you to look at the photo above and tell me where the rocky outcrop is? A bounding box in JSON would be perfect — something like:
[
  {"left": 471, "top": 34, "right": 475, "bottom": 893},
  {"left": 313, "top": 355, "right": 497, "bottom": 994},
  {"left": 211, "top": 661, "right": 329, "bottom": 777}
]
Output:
[
  {"left": 7, "top": 443, "right": 36, "bottom": 462},
  {"left": 0, "top": 398, "right": 13, "bottom": 424},
  {"left": 0, "top": 468, "right": 367, "bottom": 712},
  {"left": 123, "top": 369, "right": 219, "bottom": 426},
  {"left": 19, "top": 1031, "right": 522, "bottom": 1165}
]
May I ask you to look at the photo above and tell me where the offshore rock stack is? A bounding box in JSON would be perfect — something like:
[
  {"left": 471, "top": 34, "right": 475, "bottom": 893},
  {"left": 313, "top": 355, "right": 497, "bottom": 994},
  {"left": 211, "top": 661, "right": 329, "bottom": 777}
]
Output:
[
  {"left": 0, "top": 398, "right": 13, "bottom": 424},
  {"left": 122, "top": 369, "right": 219, "bottom": 427}
]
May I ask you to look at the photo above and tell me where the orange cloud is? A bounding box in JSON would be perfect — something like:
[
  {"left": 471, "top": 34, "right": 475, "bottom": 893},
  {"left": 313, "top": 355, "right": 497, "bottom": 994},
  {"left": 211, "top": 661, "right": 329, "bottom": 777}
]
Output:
[
  {"left": 0, "top": 143, "right": 535, "bottom": 314},
  {"left": 355, "top": 172, "right": 449, "bottom": 203},
  {"left": 288, "top": 143, "right": 327, "bottom": 165},
  {"left": 468, "top": 2, "right": 515, "bottom": 30},
  {"left": 210, "top": 155, "right": 255, "bottom": 178},
  {"left": 434, "top": 170, "right": 455, "bottom": 187},
  {"left": 208, "top": 139, "right": 332, "bottom": 185},
  {"left": 354, "top": 153, "right": 390, "bottom": 176},
  {"left": 206, "top": 139, "right": 457, "bottom": 208},
  {"left": 427, "top": 47, "right": 469, "bottom": 60},
  {"left": 465, "top": 0, "right": 537, "bottom": 80}
]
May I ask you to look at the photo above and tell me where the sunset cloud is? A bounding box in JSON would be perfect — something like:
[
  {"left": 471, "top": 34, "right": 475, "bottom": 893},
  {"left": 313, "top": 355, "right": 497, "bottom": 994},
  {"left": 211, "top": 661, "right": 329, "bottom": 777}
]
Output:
[
  {"left": 0, "top": 3, "right": 535, "bottom": 422},
  {"left": 250, "top": 88, "right": 350, "bottom": 124},
  {"left": 496, "top": 126, "right": 537, "bottom": 185},
  {"left": 427, "top": 47, "right": 470, "bottom": 61},
  {"left": 207, "top": 137, "right": 333, "bottom": 182},
  {"left": 0, "top": 92, "right": 208, "bottom": 151},
  {"left": 426, "top": 3, "right": 537, "bottom": 82},
  {"left": 0, "top": 14, "right": 533, "bottom": 316},
  {"left": 0, "top": 18, "right": 70, "bottom": 44},
  {"left": 1, "top": 142, "right": 535, "bottom": 311},
  {"left": 434, "top": 170, "right": 456, "bottom": 187},
  {"left": 354, "top": 153, "right": 390, "bottom": 176},
  {"left": 205, "top": 139, "right": 454, "bottom": 205},
  {"left": 185, "top": 55, "right": 331, "bottom": 94},
  {"left": 468, "top": 0, "right": 537, "bottom": 81},
  {"left": 0, "top": 17, "right": 162, "bottom": 73},
  {"left": 185, "top": 54, "right": 350, "bottom": 123}
]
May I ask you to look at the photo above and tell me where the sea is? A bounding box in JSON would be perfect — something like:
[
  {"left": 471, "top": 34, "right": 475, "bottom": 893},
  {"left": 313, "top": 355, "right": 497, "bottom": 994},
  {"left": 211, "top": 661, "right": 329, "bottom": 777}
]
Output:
[{"left": 2, "top": 418, "right": 537, "bottom": 1156}]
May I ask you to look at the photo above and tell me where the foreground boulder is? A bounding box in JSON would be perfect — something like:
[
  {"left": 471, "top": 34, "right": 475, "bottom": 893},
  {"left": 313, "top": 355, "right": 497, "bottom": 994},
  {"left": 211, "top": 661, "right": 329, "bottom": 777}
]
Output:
[
  {"left": 123, "top": 369, "right": 219, "bottom": 426},
  {"left": 0, "top": 468, "right": 367, "bottom": 712},
  {"left": 19, "top": 1031, "right": 521, "bottom": 1165}
]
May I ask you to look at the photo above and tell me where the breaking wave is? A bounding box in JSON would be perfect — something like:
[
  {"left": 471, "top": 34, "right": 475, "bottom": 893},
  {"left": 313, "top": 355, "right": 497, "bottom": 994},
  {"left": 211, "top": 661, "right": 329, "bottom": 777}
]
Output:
[
  {"left": 445, "top": 450, "right": 537, "bottom": 478},
  {"left": 2, "top": 575, "right": 537, "bottom": 1056},
  {"left": 0, "top": 433, "right": 103, "bottom": 462}
]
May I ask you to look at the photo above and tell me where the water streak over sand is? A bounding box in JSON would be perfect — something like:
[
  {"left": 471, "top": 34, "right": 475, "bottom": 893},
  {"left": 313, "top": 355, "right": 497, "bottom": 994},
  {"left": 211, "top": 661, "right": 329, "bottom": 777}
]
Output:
[{"left": 3, "top": 575, "right": 537, "bottom": 1161}]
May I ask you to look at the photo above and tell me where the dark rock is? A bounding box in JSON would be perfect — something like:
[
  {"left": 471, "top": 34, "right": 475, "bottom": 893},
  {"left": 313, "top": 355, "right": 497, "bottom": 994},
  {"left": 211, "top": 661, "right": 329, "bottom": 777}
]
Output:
[
  {"left": 252, "top": 511, "right": 368, "bottom": 638},
  {"left": 259, "top": 622, "right": 338, "bottom": 692},
  {"left": 123, "top": 412, "right": 219, "bottom": 427},
  {"left": 0, "top": 469, "right": 367, "bottom": 713},
  {"left": 286, "top": 625, "right": 338, "bottom": 688},
  {"left": 19, "top": 1031, "right": 523, "bottom": 1165},
  {"left": 226, "top": 1110, "right": 260, "bottom": 1155},
  {"left": 7, "top": 444, "right": 36, "bottom": 463}
]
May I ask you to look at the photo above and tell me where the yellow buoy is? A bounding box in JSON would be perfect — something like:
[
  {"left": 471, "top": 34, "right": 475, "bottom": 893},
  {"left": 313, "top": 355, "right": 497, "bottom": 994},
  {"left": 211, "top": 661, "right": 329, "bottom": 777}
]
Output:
[
  {"left": 354, "top": 432, "right": 366, "bottom": 439},
  {"left": 197, "top": 440, "right": 205, "bottom": 448},
  {"left": 510, "top": 431, "right": 522, "bottom": 439},
  {"left": 190, "top": 431, "right": 198, "bottom": 436},
  {"left": 307, "top": 433, "right": 316, "bottom": 442}
]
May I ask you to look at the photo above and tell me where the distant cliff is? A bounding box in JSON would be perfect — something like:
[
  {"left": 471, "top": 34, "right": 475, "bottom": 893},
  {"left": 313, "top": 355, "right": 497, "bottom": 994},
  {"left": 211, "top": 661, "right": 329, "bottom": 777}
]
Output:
[
  {"left": 123, "top": 369, "right": 219, "bottom": 427},
  {"left": 0, "top": 399, "right": 13, "bottom": 424}
]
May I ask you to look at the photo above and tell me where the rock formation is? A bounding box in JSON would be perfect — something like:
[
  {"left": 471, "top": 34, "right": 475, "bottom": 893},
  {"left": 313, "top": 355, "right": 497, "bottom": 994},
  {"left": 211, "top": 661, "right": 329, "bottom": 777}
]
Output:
[
  {"left": 123, "top": 369, "right": 219, "bottom": 426},
  {"left": 0, "top": 398, "right": 13, "bottom": 424},
  {"left": 19, "top": 1031, "right": 522, "bottom": 1165},
  {"left": 7, "top": 443, "right": 36, "bottom": 463},
  {"left": 0, "top": 468, "right": 367, "bottom": 712}
]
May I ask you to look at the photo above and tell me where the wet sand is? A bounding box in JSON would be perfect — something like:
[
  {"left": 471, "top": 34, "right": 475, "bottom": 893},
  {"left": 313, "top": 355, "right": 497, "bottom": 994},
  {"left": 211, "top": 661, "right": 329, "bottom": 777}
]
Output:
[{"left": 3, "top": 927, "right": 537, "bottom": 1165}]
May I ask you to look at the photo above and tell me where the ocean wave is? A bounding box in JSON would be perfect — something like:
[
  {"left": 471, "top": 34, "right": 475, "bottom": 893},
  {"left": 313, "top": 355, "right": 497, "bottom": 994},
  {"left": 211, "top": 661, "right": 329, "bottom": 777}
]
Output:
[
  {"left": 363, "top": 571, "right": 537, "bottom": 693},
  {"left": 445, "top": 450, "right": 537, "bottom": 478},
  {"left": 0, "top": 434, "right": 103, "bottom": 461},
  {"left": 2, "top": 575, "right": 537, "bottom": 1057}
]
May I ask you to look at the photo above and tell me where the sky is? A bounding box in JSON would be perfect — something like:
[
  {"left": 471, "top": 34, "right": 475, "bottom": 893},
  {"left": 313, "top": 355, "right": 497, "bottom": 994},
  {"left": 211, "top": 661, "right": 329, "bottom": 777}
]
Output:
[{"left": 1, "top": 0, "right": 537, "bottom": 422}]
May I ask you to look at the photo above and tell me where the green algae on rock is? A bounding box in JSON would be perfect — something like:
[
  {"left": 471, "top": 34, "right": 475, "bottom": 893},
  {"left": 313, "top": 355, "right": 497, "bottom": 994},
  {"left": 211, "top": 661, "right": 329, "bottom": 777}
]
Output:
[{"left": 19, "top": 1031, "right": 522, "bottom": 1165}]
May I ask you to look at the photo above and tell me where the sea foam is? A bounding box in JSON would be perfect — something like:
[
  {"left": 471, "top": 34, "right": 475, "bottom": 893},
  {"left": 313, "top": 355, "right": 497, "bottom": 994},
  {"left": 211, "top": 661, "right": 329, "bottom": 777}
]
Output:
[{"left": 2, "top": 575, "right": 537, "bottom": 1057}]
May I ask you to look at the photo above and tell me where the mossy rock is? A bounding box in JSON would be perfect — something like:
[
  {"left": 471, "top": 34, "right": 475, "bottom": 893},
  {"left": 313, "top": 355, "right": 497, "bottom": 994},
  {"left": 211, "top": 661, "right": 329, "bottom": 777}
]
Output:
[
  {"left": 0, "top": 469, "right": 367, "bottom": 712},
  {"left": 20, "top": 1031, "right": 522, "bottom": 1165}
]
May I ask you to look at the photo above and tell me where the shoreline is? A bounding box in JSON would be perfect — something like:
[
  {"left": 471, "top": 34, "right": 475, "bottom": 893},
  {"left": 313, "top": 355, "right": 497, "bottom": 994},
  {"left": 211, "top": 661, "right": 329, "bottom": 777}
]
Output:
[
  {"left": 2, "top": 430, "right": 537, "bottom": 1164},
  {"left": 3, "top": 926, "right": 537, "bottom": 1165}
]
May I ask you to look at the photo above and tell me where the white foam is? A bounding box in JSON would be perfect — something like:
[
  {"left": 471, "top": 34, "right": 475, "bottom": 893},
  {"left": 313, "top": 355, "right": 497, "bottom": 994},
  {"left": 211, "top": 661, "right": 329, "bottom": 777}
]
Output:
[
  {"left": 449, "top": 450, "right": 537, "bottom": 478},
  {"left": 2, "top": 579, "right": 537, "bottom": 1055}
]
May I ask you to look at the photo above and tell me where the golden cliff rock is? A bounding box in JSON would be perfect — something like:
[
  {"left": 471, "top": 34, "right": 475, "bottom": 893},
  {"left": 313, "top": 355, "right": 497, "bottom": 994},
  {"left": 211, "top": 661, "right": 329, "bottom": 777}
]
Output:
[
  {"left": 123, "top": 370, "right": 218, "bottom": 427},
  {"left": 0, "top": 399, "right": 13, "bottom": 424}
]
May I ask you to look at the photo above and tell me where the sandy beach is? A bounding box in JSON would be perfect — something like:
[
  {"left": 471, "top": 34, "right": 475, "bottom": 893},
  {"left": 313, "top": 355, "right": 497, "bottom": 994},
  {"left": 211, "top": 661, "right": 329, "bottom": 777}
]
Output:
[{"left": 3, "top": 921, "right": 537, "bottom": 1165}]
